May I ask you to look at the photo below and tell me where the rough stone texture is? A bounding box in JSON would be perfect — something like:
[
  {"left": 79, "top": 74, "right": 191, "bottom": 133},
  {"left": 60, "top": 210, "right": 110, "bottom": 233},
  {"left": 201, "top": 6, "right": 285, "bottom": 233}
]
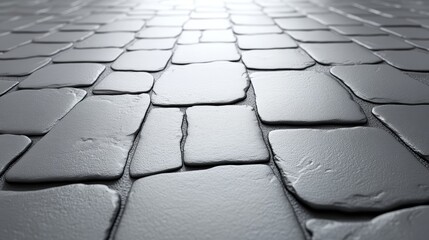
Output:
[
  {"left": 19, "top": 63, "right": 105, "bottom": 89},
  {"left": 269, "top": 127, "right": 429, "bottom": 212},
  {"left": 172, "top": 43, "right": 240, "bottom": 64},
  {"left": 0, "top": 58, "right": 51, "bottom": 76},
  {"left": 112, "top": 50, "right": 172, "bottom": 71},
  {"left": 250, "top": 71, "right": 366, "bottom": 124},
  {"left": 0, "top": 184, "right": 120, "bottom": 240},
  {"left": 0, "top": 134, "right": 31, "bottom": 175},
  {"left": 331, "top": 65, "right": 429, "bottom": 104},
  {"left": 374, "top": 49, "right": 429, "bottom": 71},
  {"left": 130, "top": 108, "right": 183, "bottom": 178},
  {"left": 184, "top": 106, "right": 269, "bottom": 166},
  {"left": 373, "top": 105, "right": 429, "bottom": 160},
  {"left": 242, "top": 49, "right": 315, "bottom": 70},
  {"left": 152, "top": 61, "right": 248, "bottom": 106},
  {"left": 6, "top": 94, "right": 150, "bottom": 183},
  {"left": 116, "top": 165, "right": 305, "bottom": 240},
  {"left": 0, "top": 88, "right": 86, "bottom": 135},
  {"left": 93, "top": 72, "right": 153, "bottom": 94},
  {"left": 307, "top": 206, "right": 429, "bottom": 240}
]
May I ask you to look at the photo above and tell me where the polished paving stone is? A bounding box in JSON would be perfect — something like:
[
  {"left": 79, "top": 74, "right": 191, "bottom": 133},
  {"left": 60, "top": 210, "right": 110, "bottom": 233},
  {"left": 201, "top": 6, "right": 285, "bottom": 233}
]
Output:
[
  {"left": 331, "top": 65, "right": 429, "bottom": 104},
  {"left": 0, "top": 80, "right": 18, "bottom": 96},
  {"left": 307, "top": 206, "right": 429, "bottom": 240},
  {"left": 93, "top": 71, "right": 153, "bottom": 94},
  {"left": 172, "top": 43, "right": 240, "bottom": 64},
  {"left": 233, "top": 25, "right": 283, "bottom": 35},
  {"left": 116, "top": 165, "right": 305, "bottom": 240},
  {"left": 374, "top": 49, "right": 429, "bottom": 71},
  {"left": 137, "top": 27, "right": 182, "bottom": 38},
  {"left": 127, "top": 38, "right": 176, "bottom": 50},
  {"left": 97, "top": 20, "right": 145, "bottom": 32},
  {"left": 275, "top": 18, "right": 328, "bottom": 30},
  {"left": 330, "top": 25, "right": 388, "bottom": 36},
  {"left": 112, "top": 50, "right": 172, "bottom": 71},
  {"left": 250, "top": 71, "right": 366, "bottom": 124},
  {"left": 0, "top": 88, "right": 86, "bottom": 135},
  {"left": 269, "top": 127, "right": 429, "bottom": 212},
  {"left": 242, "top": 49, "right": 315, "bottom": 70},
  {"left": 130, "top": 108, "right": 183, "bottom": 178},
  {"left": 34, "top": 31, "right": 93, "bottom": 43},
  {"left": 200, "top": 30, "right": 236, "bottom": 42},
  {"left": 373, "top": 105, "right": 429, "bottom": 160},
  {"left": 237, "top": 34, "right": 297, "bottom": 49},
  {"left": 75, "top": 33, "right": 135, "bottom": 48},
  {"left": 54, "top": 48, "right": 123, "bottom": 63},
  {"left": 0, "top": 43, "right": 72, "bottom": 59},
  {"left": 352, "top": 36, "right": 413, "bottom": 50},
  {"left": 0, "top": 134, "right": 31, "bottom": 174},
  {"left": 382, "top": 27, "right": 429, "bottom": 39},
  {"left": 184, "top": 19, "right": 231, "bottom": 30},
  {"left": 152, "top": 61, "right": 248, "bottom": 106},
  {"left": 184, "top": 106, "right": 269, "bottom": 166},
  {"left": 0, "top": 58, "right": 51, "bottom": 76},
  {"left": 0, "top": 33, "right": 43, "bottom": 51},
  {"left": 6, "top": 94, "right": 150, "bottom": 182},
  {"left": 287, "top": 30, "right": 351, "bottom": 43},
  {"left": 0, "top": 184, "right": 120, "bottom": 240},
  {"left": 19, "top": 63, "right": 105, "bottom": 88}
]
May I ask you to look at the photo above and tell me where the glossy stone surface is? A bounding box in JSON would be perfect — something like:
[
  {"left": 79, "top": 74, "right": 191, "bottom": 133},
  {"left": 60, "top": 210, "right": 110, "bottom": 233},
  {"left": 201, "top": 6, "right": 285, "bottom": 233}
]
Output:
[
  {"left": 233, "top": 25, "right": 283, "bottom": 35},
  {"left": 172, "top": 43, "right": 240, "bottom": 64},
  {"left": 287, "top": 30, "right": 351, "bottom": 43},
  {"left": 0, "top": 43, "right": 72, "bottom": 59},
  {"left": 309, "top": 13, "right": 361, "bottom": 26},
  {"left": 0, "top": 58, "right": 51, "bottom": 76},
  {"left": 97, "top": 20, "right": 145, "bottom": 32},
  {"left": 184, "top": 106, "right": 269, "bottom": 166},
  {"left": 0, "top": 33, "right": 42, "bottom": 51},
  {"left": 75, "top": 33, "right": 135, "bottom": 48},
  {"left": 200, "top": 30, "right": 236, "bottom": 42},
  {"left": 112, "top": 50, "right": 172, "bottom": 71},
  {"left": 0, "top": 134, "right": 31, "bottom": 174},
  {"left": 269, "top": 127, "right": 429, "bottom": 212},
  {"left": 382, "top": 27, "right": 429, "bottom": 39},
  {"left": 331, "top": 25, "right": 387, "bottom": 36},
  {"left": 0, "top": 80, "right": 18, "bottom": 96},
  {"left": 152, "top": 62, "right": 248, "bottom": 106},
  {"left": 93, "top": 72, "right": 153, "bottom": 94},
  {"left": 307, "top": 206, "right": 429, "bottom": 240},
  {"left": 19, "top": 63, "right": 105, "bottom": 88},
  {"left": 374, "top": 49, "right": 429, "bottom": 71},
  {"left": 6, "top": 94, "right": 150, "bottom": 182},
  {"left": 184, "top": 19, "right": 231, "bottom": 30},
  {"left": 352, "top": 36, "right": 413, "bottom": 50},
  {"left": 300, "top": 43, "right": 381, "bottom": 65},
  {"left": 251, "top": 71, "right": 366, "bottom": 124},
  {"left": 34, "top": 31, "right": 93, "bottom": 43},
  {"left": 237, "top": 34, "right": 297, "bottom": 49},
  {"left": 331, "top": 65, "right": 429, "bottom": 104},
  {"left": 137, "top": 27, "right": 182, "bottom": 38},
  {"left": 242, "top": 49, "right": 315, "bottom": 70},
  {"left": 116, "top": 165, "right": 305, "bottom": 240},
  {"left": 130, "top": 108, "right": 183, "bottom": 178},
  {"left": 127, "top": 38, "right": 176, "bottom": 50},
  {"left": 54, "top": 48, "right": 123, "bottom": 63},
  {"left": 275, "top": 18, "right": 328, "bottom": 30},
  {"left": 0, "top": 184, "right": 119, "bottom": 240},
  {"left": 373, "top": 105, "right": 429, "bottom": 160},
  {"left": 0, "top": 88, "right": 86, "bottom": 135}
]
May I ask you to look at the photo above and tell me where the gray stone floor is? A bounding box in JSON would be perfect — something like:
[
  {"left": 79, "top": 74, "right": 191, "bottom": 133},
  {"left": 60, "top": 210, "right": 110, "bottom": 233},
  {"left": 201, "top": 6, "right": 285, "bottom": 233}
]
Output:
[{"left": 0, "top": 0, "right": 429, "bottom": 239}]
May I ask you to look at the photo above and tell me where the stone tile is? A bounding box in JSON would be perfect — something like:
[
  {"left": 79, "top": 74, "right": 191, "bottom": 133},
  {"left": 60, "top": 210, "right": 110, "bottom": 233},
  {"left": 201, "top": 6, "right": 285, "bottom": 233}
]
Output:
[
  {"left": 127, "top": 38, "right": 176, "bottom": 50},
  {"left": 269, "top": 127, "right": 429, "bottom": 212},
  {"left": 242, "top": 49, "right": 315, "bottom": 70},
  {"left": 13, "top": 23, "right": 63, "bottom": 33},
  {"left": 0, "top": 58, "right": 51, "bottom": 76},
  {"left": 34, "top": 31, "right": 93, "bottom": 43},
  {"left": 307, "top": 205, "right": 429, "bottom": 240},
  {"left": 233, "top": 25, "right": 283, "bottom": 34},
  {"left": 152, "top": 62, "right": 248, "bottom": 106},
  {"left": 373, "top": 105, "right": 429, "bottom": 160},
  {"left": 184, "top": 19, "right": 231, "bottom": 30},
  {"left": 6, "top": 94, "right": 150, "bottom": 183},
  {"left": 19, "top": 63, "right": 105, "bottom": 89},
  {"left": 354, "top": 16, "right": 419, "bottom": 27},
  {"left": 300, "top": 43, "right": 381, "bottom": 65},
  {"left": 374, "top": 49, "right": 429, "bottom": 71},
  {"left": 130, "top": 108, "right": 183, "bottom": 178},
  {"left": 352, "top": 36, "right": 413, "bottom": 50},
  {"left": 60, "top": 24, "right": 100, "bottom": 31},
  {"left": 76, "top": 13, "right": 122, "bottom": 24},
  {"left": 0, "top": 88, "right": 86, "bottom": 135},
  {"left": 191, "top": 12, "right": 229, "bottom": 19},
  {"left": 330, "top": 25, "right": 387, "bottom": 36},
  {"left": 97, "top": 20, "right": 145, "bottom": 32},
  {"left": 116, "top": 165, "right": 304, "bottom": 240},
  {"left": 275, "top": 18, "right": 328, "bottom": 30},
  {"left": 0, "top": 134, "right": 31, "bottom": 174},
  {"left": 75, "top": 33, "right": 135, "bottom": 48},
  {"left": 382, "top": 27, "right": 429, "bottom": 39},
  {"left": 184, "top": 106, "right": 269, "bottom": 166},
  {"left": 250, "top": 71, "right": 366, "bottom": 124},
  {"left": 237, "top": 34, "right": 297, "bottom": 49},
  {"left": 93, "top": 72, "right": 153, "bottom": 94},
  {"left": 0, "top": 184, "right": 119, "bottom": 240},
  {"left": 177, "top": 31, "right": 201, "bottom": 44},
  {"left": 406, "top": 39, "right": 429, "bottom": 50},
  {"left": 230, "top": 15, "right": 274, "bottom": 25},
  {"left": 287, "top": 30, "right": 351, "bottom": 43},
  {"left": 53, "top": 48, "right": 123, "bottom": 63},
  {"left": 0, "top": 43, "right": 72, "bottom": 59},
  {"left": 308, "top": 13, "right": 361, "bottom": 26},
  {"left": 112, "top": 50, "right": 172, "bottom": 71},
  {"left": 147, "top": 16, "right": 189, "bottom": 27},
  {"left": 0, "top": 33, "right": 42, "bottom": 51},
  {"left": 172, "top": 43, "right": 240, "bottom": 64},
  {"left": 331, "top": 65, "right": 429, "bottom": 104},
  {"left": 137, "top": 27, "right": 182, "bottom": 38},
  {"left": 200, "top": 30, "right": 236, "bottom": 42},
  {"left": 0, "top": 80, "right": 18, "bottom": 96}
]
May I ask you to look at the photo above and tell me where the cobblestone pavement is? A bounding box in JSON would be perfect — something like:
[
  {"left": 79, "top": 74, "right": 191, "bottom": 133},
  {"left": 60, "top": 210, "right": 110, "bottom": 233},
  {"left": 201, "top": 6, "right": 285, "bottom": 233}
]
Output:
[{"left": 0, "top": 0, "right": 429, "bottom": 239}]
